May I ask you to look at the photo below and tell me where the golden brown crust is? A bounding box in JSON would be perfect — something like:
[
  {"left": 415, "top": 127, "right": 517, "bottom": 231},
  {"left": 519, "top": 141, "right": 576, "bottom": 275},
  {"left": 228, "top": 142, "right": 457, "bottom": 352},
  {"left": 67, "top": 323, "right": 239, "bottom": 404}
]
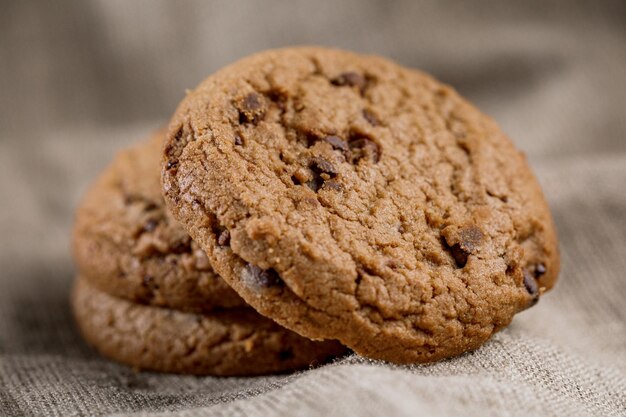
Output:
[
  {"left": 71, "top": 277, "right": 346, "bottom": 376},
  {"left": 162, "top": 47, "right": 560, "bottom": 363}
]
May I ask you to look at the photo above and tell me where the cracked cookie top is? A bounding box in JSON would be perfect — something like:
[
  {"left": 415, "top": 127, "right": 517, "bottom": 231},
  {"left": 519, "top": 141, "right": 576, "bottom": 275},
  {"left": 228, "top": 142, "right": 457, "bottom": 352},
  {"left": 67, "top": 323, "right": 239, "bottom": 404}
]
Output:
[
  {"left": 161, "top": 47, "right": 560, "bottom": 363},
  {"left": 73, "top": 130, "right": 246, "bottom": 312}
]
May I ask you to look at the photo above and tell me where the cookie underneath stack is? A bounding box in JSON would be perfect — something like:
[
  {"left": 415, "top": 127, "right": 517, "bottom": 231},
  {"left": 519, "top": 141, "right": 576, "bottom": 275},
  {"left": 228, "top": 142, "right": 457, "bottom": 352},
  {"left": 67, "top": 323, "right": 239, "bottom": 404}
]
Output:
[
  {"left": 72, "top": 47, "right": 560, "bottom": 373},
  {"left": 71, "top": 132, "right": 345, "bottom": 376}
]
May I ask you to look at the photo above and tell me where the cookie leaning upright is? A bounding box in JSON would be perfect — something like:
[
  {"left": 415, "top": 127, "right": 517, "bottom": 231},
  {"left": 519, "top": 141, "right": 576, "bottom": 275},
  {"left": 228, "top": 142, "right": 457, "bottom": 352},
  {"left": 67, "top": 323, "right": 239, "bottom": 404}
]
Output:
[{"left": 162, "top": 47, "right": 560, "bottom": 364}]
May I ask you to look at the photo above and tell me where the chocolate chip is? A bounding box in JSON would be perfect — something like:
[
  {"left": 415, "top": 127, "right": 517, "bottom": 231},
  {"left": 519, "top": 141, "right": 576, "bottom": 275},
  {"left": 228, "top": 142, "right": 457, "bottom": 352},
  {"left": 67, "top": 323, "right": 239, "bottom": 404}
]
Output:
[
  {"left": 242, "top": 264, "right": 284, "bottom": 288},
  {"left": 449, "top": 244, "right": 469, "bottom": 268},
  {"left": 243, "top": 92, "right": 262, "bottom": 111},
  {"left": 307, "top": 157, "right": 338, "bottom": 192},
  {"left": 457, "top": 226, "right": 483, "bottom": 254},
  {"left": 306, "top": 177, "right": 324, "bottom": 192},
  {"left": 535, "top": 263, "right": 546, "bottom": 277},
  {"left": 267, "top": 90, "right": 286, "bottom": 111},
  {"left": 331, "top": 72, "right": 366, "bottom": 90},
  {"left": 142, "top": 219, "right": 158, "bottom": 233},
  {"left": 217, "top": 229, "right": 230, "bottom": 247},
  {"left": 349, "top": 137, "right": 380, "bottom": 163},
  {"left": 236, "top": 92, "right": 266, "bottom": 124},
  {"left": 166, "top": 160, "right": 178, "bottom": 170},
  {"left": 234, "top": 133, "right": 243, "bottom": 146},
  {"left": 442, "top": 225, "right": 483, "bottom": 268},
  {"left": 321, "top": 135, "right": 350, "bottom": 158},
  {"left": 322, "top": 135, "right": 349, "bottom": 151},
  {"left": 303, "top": 133, "right": 318, "bottom": 148},
  {"left": 144, "top": 202, "right": 158, "bottom": 211},
  {"left": 441, "top": 240, "right": 467, "bottom": 267},
  {"left": 310, "top": 156, "right": 338, "bottom": 175},
  {"left": 523, "top": 269, "right": 540, "bottom": 305},
  {"left": 362, "top": 109, "right": 379, "bottom": 126},
  {"left": 173, "top": 126, "right": 183, "bottom": 141},
  {"left": 278, "top": 348, "right": 294, "bottom": 361}
]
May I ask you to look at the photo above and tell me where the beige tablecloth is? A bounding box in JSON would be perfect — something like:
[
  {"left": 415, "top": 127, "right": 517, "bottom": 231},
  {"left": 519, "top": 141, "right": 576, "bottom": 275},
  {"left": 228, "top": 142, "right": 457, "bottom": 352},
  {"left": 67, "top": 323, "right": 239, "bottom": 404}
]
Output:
[{"left": 0, "top": 1, "right": 625, "bottom": 416}]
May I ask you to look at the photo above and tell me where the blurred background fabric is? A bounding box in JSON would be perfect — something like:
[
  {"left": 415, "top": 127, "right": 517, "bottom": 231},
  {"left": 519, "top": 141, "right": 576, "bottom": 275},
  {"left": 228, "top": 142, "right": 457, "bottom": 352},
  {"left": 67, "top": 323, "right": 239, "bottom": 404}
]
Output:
[{"left": 1, "top": 1, "right": 625, "bottom": 416}]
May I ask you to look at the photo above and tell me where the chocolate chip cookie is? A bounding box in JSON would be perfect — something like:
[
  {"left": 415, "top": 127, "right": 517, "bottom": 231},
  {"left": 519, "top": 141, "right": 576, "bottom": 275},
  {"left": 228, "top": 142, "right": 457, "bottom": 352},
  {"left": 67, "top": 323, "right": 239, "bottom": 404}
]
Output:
[
  {"left": 71, "top": 277, "right": 345, "bottom": 376},
  {"left": 161, "top": 47, "right": 560, "bottom": 363},
  {"left": 73, "top": 130, "right": 245, "bottom": 313}
]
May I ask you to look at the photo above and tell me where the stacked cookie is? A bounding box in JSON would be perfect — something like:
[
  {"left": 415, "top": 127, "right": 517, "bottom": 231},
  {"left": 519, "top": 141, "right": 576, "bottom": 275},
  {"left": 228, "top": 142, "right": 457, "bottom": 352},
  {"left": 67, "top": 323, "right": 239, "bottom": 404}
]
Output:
[
  {"left": 72, "top": 47, "right": 560, "bottom": 373},
  {"left": 72, "top": 132, "right": 346, "bottom": 375}
]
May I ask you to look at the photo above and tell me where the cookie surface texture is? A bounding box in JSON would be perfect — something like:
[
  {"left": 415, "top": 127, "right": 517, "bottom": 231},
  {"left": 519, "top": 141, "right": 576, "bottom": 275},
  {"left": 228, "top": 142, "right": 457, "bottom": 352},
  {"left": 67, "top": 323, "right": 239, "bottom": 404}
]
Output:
[
  {"left": 162, "top": 47, "right": 560, "bottom": 363},
  {"left": 71, "top": 277, "right": 345, "bottom": 376},
  {"left": 73, "top": 131, "right": 245, "bottom": 313}
]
